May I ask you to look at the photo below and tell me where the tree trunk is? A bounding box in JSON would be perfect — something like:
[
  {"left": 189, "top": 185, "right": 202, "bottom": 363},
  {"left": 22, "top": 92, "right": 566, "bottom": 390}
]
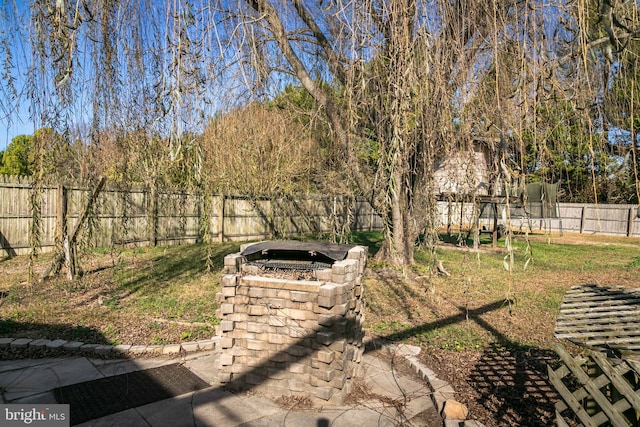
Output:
[
  {"left": 245, "top": 0, "right": 419, "bottom": 267},
  {"left": 375, "top": 169, "right": 415, "bottom": 266},
  {"left": 246, "top": 0, "right": 348, "bottom": 151},
  {"left": 366, "top": 0, "right": 417, "bottom": 266}
]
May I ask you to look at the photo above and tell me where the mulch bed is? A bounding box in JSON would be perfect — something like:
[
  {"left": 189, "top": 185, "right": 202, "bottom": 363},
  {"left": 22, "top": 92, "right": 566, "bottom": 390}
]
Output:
[{"left": 420, "top": 345, "right": 573, "bottom": 427}]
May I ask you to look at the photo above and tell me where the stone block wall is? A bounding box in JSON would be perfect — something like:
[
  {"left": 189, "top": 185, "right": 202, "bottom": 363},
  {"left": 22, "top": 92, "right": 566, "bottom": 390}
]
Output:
[{"left": 215, "top": 244, "right": 367, "bottom": 404}]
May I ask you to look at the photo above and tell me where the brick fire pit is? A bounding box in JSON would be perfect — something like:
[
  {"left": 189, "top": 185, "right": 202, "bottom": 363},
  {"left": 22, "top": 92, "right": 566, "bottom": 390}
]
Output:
[{"left": 215, "top": 241, "right": 367, "bottom": 404}]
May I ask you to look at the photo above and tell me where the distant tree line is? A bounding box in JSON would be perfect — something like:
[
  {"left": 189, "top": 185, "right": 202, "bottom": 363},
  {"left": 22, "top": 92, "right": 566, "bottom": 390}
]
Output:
[{"left": 2, "top": 87, "right": 637, "bottom": 205}]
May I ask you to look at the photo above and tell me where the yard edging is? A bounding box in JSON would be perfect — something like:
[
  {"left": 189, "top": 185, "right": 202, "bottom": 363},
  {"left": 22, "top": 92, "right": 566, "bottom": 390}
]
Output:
[{"left": 0, "top": 336, "right": 220, "bottom": 358}]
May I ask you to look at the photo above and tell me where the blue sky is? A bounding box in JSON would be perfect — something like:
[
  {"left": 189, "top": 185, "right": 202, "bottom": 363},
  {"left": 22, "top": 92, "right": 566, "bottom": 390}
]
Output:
[
  {"left": 0, "top": 0, "right": 247, "bottom": 152},
  {"left": 0, "top": 0, "right": 308, "bottom": 153},
  {"left": 0, "top": 0, "right": 32, "bottom": 151},
  {"left": 1, "top": 107, "right": 34, "bottom": 151}
]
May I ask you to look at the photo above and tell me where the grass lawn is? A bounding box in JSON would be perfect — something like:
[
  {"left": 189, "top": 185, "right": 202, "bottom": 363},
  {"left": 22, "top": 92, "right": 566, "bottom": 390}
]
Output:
[
  {"left": 0, "top": 242, "right": 240, "bottom": 345},
  {"left": 1, "top": 231, "right": 638, "bottom": 425},
  {"left": 362, "top": 231, "right": 640, "bottom": 350},
  {"left": 0, "top": 232, "right": 638, "bottom": 349}
]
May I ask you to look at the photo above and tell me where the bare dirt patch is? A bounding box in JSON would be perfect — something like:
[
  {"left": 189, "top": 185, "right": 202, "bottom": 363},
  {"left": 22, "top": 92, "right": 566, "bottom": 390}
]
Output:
[{"left": 420, "top": 347, "right": 565, "bottom": 426}]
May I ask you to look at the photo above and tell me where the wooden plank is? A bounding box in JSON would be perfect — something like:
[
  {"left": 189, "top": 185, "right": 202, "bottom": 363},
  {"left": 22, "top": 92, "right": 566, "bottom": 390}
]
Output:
[
  {"left": 582, "top": 337, "right": 640, "bottom": 346},
  {"left": 555, "top": 326, "right": 640, "bottom": 337},
  {"left": 555, "top": 315, "right": 640, "bottom": 331},
  {"left": 567, "top": 339, "right": 640, "bottom": 348},
  {"left": 555, "top": 315, "right": 640, "bottom": 329},
  {"left": 556, "top": 322, "right": 640, "bottom": 332},
  {"left": 219, "top": 195, "right": 225, "bottom": 242},
  {"left": 560, "top": 305, "right": 638, "bottom": 316},
  {"left": 555, "top": 410, "right": 572, "bottom": 427},
  {"left": 562, "top": 296, "right": 631, "bottom": 304},
  {"left": 563, "top": 286, "right": 633, "bottom": 295},
  {"left": 558, "top": 317, "right": 640, "bottom": 327},
  {"left": 560, "top": 301, "right": 630, "bottom": 309},
  {"left": 557, "top": 339, "right": 640, "bottom": 349},
  {"left": 557, "top": 330, "right": 640, "bottom": 340},
  {"left": 558, "top": 306, "right": 640, "bottom": 316},
  {"left": 565, "top": 286, "right": 639, "bottom": 294},
  {"left": 560, "top": 306, "right": 640, "bottom": 315},
  {"left": 564, "top": 288, "right": 629, "bottom": 297},
  {"left": 561, "top": 296, "right": 640, "bottom": 308},
  {"left": 556, "top": 329, "right": 640, "bottom": 338},
  {"left": 561, "top": 297, "right": 640, "bottom": 307},
  {"left": 617, "top": 345, "right": 640, "bottom": 352},
  {"left": 561, "top": 296, "right": 640, "bottom": 305}
]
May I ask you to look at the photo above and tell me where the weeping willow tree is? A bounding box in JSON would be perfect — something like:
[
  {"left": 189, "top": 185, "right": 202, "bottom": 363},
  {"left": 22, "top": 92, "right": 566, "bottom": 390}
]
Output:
[
  {"left": 226, "top": 0, "right": 510, "bottom": 264},
  {"left": 598, "top": 0, "right": 640, "bottom": 204},
  {"left": 0, "top": 1, "right": 220, "bottom": 280},
  {"left": 232, "top": 0, "right": 608, "bottom": 264},
  {"left": 0, "top": 1, "right": 217, "bottom": 187},
  {"left": 519, "top": 0, "right": 640, "bottom": 205},
  {"left": 232, "top": 0, "right": 640, "bottom": 263},
  {"left": 1, "top": 0, "right": 639, "bottom": 268}
]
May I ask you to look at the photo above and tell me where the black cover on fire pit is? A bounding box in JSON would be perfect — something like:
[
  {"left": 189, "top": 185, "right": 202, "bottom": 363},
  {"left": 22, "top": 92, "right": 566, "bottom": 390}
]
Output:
[{"left": 240, "top": 241, "right": 354, "bottom": 262}]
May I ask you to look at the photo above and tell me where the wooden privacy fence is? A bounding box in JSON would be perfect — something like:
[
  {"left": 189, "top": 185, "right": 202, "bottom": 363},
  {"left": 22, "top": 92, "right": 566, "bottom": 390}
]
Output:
[
  {"left": 2, "top": 175, "right": 639, "bottom": 257},
  {"left": 435, "top": 201, "right": 640, "bottom": 237},
  {"left": 0, "top": 176, "right": 382, "bottom": 257},
  {"left": 556, "top": 204, "right": 639, "bottom": 237}
]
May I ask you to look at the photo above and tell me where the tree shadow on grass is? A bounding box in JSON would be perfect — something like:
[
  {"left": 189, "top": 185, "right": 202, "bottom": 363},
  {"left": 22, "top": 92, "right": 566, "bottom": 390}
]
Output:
[{"left": 114, "top": 242, "right": 240, "bottom": 295}]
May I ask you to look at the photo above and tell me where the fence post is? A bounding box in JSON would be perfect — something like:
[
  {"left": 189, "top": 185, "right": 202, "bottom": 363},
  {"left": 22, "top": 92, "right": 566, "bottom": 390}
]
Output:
[
  {"left": 628, "top": 207, "right": 635, "bottom": 237},
  {"left": 55, "top": 183, "right": 68, "bottom": 246},
  {"left": 369, "top": 198, "right": 374, "bottom": 232},
  {"left": 218, "top": 195, "right": 225, "bottom": 242},
  {"left": 580, "top": 206, "right": 587, "bottom": 234},
  {"left": 55, "top": 183, "right": 68, "bottom": 276},
  {"left": 148, "top": 185, "right": 158, "bottom": 246}
]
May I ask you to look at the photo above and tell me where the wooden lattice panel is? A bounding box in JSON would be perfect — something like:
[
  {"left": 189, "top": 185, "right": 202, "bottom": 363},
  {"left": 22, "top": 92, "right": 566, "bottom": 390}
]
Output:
[
  {"left": 555, "top": 284, "right": 640, "bottom": 353},
  {"left": 549, "top": 344, "right": 640, "bottom": 427}
]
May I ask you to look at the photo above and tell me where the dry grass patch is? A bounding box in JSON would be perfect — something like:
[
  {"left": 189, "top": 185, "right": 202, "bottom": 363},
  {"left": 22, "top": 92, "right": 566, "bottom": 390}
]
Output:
[{"left": 0, "top": 243, "right": 240, "bottom": 345}]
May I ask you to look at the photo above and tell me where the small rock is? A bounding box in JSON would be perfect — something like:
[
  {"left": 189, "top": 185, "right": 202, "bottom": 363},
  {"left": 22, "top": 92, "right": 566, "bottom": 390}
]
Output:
[{"left": 442, "top": 399, "right": 469, "bottom": 420}]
